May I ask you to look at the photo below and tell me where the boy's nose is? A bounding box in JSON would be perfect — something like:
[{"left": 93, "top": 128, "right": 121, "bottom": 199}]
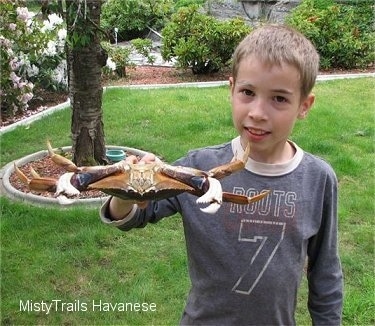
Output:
[{"left": 248, "top": 98, "right": 267, "bottom": 121}]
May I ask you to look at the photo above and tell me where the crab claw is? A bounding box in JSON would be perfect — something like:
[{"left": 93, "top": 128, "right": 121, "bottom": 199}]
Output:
[{"left": 196, "top": 177, "right": 223, "bottom": 214}]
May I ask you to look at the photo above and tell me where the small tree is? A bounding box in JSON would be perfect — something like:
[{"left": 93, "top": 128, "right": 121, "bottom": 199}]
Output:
[{"left": 65, "top": 0, "right": 108, "bottom": 165}]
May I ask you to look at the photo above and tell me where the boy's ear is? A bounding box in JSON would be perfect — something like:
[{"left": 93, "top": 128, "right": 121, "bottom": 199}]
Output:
[
  {"left": 298, "top": 93, "right": 315, "bottom": 120},
  {"left": 229, "top": 77, "right": 234, "bottom": 90}
]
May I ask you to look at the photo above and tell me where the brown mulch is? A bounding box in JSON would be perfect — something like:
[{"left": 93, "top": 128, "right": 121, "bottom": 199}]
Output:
[
  {"left": 0, "top": 89, "right": 69, "bottom": 128},
  {"left": 106, "top": 65, "right": 232, "bottom": 86},
  {"left": 5, "top": 65, "right": 374, "bottom": 200}
]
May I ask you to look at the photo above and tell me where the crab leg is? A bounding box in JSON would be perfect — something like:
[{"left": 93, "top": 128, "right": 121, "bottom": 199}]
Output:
[
  {"left": 222, "top": 190, "right": 271, "bottom": 204},
  {"left": 14, "top": 163, "right": 58, "bottom": 192},
  {"left": 47, "top": 141, "right": 79, "bottom": 172},
  {"left": 208, "top": 142, "right": 250, "bottom": 179},
  {"left": 46, "top": 142, "right": 129, "bottom": 196}
]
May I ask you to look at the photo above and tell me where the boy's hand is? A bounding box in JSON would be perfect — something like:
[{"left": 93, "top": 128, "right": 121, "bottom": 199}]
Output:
[{"left": 108, "top": 153, "right": 157, "bottom": 220}]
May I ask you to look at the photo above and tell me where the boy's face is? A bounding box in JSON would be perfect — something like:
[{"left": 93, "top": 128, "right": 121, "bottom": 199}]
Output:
[{"left": 230, "top": 56, "right": 314, "bottom": 163}]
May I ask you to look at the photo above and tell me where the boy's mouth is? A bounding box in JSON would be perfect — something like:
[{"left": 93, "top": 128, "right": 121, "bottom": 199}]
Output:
[{"left": 246, "top": 127, "right": 270, "bottom": 136}]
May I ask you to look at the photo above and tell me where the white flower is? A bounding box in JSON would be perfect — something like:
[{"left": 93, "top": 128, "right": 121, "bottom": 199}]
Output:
[
  {"left": 51, "top": 60, "right": 68, "bottom": 86},
  {"left": 42, "top": 13, "right": 63, "bottom": 32},
  {"left": 0, "top": 36, "right": 12, "bottom": 48},
  {"left": 57, "top": 28, "right": 67, "bottom": 41},
  {"left": 56, "top": 28, "right": 67, "bottom": 49},
  {"left": 106, "top": 57, "right": 116, "bottom": 71},
  {"left": 10, "top": 58, "right": 20, "bottom": 70},
  {"left": 18, "top": 52, "right": 30, "bottom": 67},
  {"left": 41, "top": 20, "right": 52, "bottom": 32},
  {"left": 27, "top": 82, "right": 34, "bottom": 90},
  {"left": 26, "top": 64, "right": 39, "bottom": 77},
  {"left": 10, "top": 72, "right": 21, "bottom": 84},
  {"left": 43, "top": 40, "right": 57, "bottom": 56},
  {"left": 15, "top": 81, "right": 27, "bottom": 89},
  {"left": 48, "top": 13, "right": 63, "bottom": 26}
]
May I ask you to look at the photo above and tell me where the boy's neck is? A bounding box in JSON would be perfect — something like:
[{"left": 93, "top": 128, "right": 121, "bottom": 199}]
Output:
[{"left": 232, "top": 137, "right": 304, "bottom": 176}]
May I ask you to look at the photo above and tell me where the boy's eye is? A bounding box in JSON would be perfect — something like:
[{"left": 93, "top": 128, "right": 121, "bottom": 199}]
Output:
[
  {"left": 274, "top": 96, "right": 288, "bottom": 103},
  {"left": 241, "top": 89, "right": 254, "bottom": 96}
]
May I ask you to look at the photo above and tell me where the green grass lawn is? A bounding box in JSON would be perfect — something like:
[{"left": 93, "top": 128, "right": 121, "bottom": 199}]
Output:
[{"left": 1, "top": 78, "right": 374, "bottom": 325}]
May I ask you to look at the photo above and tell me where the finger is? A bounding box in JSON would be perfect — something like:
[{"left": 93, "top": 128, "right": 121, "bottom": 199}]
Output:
[
  {"left": 125, "top": 155, "right": 138, "bottom": 164},
  {"left": 140, "top": 153, "right": 156, "bottom": 163}
]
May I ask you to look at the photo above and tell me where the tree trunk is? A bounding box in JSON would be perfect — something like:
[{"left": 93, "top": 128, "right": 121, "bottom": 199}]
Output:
[{"left": 66, "top": 0, "right": 108, "bottom": 166}]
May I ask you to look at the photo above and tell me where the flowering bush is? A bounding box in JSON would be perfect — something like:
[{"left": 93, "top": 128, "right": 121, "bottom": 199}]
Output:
[
  {"left": 0, "top": 1, "right": 67, "bottom": 117},
  {"left": 101, "top": 41, "right": 133, "bottom": 78}
]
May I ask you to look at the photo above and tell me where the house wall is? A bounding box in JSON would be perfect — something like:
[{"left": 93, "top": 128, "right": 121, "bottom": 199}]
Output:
[{"left": 206, "top": 0, "right": 301, "bottom": 24}]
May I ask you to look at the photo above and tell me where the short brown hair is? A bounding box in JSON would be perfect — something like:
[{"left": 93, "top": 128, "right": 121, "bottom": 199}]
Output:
[{"left": 232, "top": 25, "right": 319, "bottom": 99}]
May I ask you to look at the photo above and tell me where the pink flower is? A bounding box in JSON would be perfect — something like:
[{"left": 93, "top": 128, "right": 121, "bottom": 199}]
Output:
[
  {"left": 10, "top": 58, "right": 20, "bottom": 70},
  {"left": 16, "top": 7, "right": 32, "bottom": 22},
  {"left": 21, "top": 92, "right": 33, "bottom": 103},
  {"left": 8, "top": 23, "right": 17, "bottom": 31},
  {"left": 27, "top": 82, "right": 34, "bottom": 90},
  {"left": 10, "top": 72, "right": 21, "bottom": 84}
]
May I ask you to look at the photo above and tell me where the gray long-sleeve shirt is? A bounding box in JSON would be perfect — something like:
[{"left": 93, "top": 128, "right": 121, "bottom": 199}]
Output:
[{"left": 101, "top": 137, "right": 343, "bottom": 325}]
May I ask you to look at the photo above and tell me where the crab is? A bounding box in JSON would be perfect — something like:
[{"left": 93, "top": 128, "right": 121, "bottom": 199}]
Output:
[{"left": 14, "top": 142, "right": 270, "bottom": 214}]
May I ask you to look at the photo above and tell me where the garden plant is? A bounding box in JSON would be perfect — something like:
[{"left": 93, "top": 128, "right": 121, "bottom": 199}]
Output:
[
  {"left": 286, "top": 0, "right": 374, "bottom": 69},
  {"left": 161, "top": 5, "right": 250, "bottom": 74}
]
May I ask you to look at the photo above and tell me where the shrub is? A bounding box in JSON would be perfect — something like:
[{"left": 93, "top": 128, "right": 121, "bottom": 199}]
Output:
[
  {"left": 131, "top": 38, "right": 156, "bottom": 65},
  {"left": 161, "top": 5, "right": 250, "bottom": 74},
  {"left": 286, "top": 0, "right": 375, "bottom": 69},
  {"left": 101, "top": 42, "right": 133, "bottom": 77},
  {"left": 173, "top": 0, "right": 206, "bottom": 9},
  {"left": 101, "top": 0, "right": 174, "bottom": 41}
]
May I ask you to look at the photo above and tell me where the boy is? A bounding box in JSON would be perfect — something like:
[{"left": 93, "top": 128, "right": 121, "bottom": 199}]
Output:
[{"left": 100, "top": 25, "right": 343, "bottom": 325}]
